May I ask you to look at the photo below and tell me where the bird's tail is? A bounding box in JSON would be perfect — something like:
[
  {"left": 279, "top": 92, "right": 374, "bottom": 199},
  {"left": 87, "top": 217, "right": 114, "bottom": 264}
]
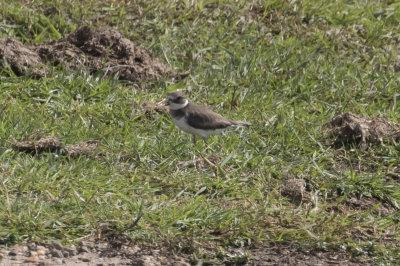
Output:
[{"left": 231, "top": 120, "right": 251, "bottom": 127}]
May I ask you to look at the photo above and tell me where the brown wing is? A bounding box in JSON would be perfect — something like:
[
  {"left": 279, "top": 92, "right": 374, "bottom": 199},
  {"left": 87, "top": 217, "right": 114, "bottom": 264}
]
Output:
[{"left": 185, "top": 103, "right": 233, "bottom": 130}]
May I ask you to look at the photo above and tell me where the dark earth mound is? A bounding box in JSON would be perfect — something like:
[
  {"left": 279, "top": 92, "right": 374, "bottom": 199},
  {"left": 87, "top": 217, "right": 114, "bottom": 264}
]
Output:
[
  {"left": 0, "top": 26, "right": 185, "bottom": 81},
  {"left": 12, "top": 136, "right": 100, "bottom": 157},
  {"left": 325, "top": 112, "right": 400, "bottom": 148},
  {"left": 0, "top": 38, "right": 47, "bottom": 77},
  {"left": 280, "top": 173, "right": 305, "bottom": 206},
  {"left": 63, "top": 140, "right": 101, "bottom": 158},
  {"left": 11, "top": 136, "right": 63, "bottom": 154}
]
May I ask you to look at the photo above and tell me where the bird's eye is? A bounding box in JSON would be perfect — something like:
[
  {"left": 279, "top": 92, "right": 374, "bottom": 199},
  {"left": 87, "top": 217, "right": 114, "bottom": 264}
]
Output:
[{"left": 176, "top": 97, "right": 182, "bottom": 101}]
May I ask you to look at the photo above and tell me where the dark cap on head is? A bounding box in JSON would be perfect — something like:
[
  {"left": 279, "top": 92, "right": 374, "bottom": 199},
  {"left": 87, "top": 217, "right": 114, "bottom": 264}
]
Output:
[{"left": 166, "top": 90, "right": 187, "bottom": 105}]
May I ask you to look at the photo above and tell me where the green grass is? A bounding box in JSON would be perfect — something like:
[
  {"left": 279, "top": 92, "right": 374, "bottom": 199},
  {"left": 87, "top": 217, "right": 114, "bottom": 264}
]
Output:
[{"left": 1, "top": 0, "right": 400, "bottom": 263}]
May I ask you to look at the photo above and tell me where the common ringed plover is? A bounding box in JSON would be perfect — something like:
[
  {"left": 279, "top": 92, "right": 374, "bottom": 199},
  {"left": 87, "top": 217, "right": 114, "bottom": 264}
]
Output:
[{"left": 165, "top": 91, "right": 250, "bottom": 144}]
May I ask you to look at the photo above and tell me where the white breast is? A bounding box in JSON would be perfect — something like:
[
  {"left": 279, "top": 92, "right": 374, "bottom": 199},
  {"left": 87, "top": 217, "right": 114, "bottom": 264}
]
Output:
[{"left": 172, "top": 117, "right": 227, "bottom": 138}]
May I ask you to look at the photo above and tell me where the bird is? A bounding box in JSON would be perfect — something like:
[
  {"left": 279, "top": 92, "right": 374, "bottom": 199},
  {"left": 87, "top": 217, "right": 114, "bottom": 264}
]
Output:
[{"left": 165, "top": 91, "right": 250, "bottom": 145}]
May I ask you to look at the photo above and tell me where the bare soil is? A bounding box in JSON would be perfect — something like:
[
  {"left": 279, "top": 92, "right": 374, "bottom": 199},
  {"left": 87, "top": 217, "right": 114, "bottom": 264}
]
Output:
[
  {"left": 64, "top": 140, "right": 101, "bottom": 158},
  {"left": 325, "top": 112, "right": 400, "bottom": 148},
  {"left": 342, "top": 196, "right": 396, "bottom": 217},
  {"left": 0, "top": 239, "right": 370, "bottom": 266},
  {"left": 280, "top": 173, "right": 305, "bottom": 206},
  {"left": 11, "top": 136, "right": 63, "bottom": 154},
  {"left": 136, "top": 100, "right": 169, "bottom": 120},
  {"left": 0, "top": 26, "right": 185, "bottom": 81},
  {"left": 249, "top": 244, "right": 370, "bottom": 265},
  {"left": 12, "top": 136, "right": 100, "bottom": 157}
]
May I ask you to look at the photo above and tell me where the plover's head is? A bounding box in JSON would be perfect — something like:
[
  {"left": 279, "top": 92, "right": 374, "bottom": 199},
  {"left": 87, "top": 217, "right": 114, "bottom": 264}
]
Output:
[{"left": 165, "top": 91, "right": 189, "bottom": 110}]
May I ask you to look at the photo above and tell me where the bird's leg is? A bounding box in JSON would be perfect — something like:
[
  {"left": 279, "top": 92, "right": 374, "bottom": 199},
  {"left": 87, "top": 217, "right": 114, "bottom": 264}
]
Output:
[
  {"left": 202, "top": 137, "right": 208, "bottom": 147},
  {"left": 191, "top": 135, "right": 197, "bottom": 168},
  {"left": 199, "top": 137, "right": 217, "bottom": 168},
  {"left": 192, "top": 152, "right": 197, "bottom": 169}
]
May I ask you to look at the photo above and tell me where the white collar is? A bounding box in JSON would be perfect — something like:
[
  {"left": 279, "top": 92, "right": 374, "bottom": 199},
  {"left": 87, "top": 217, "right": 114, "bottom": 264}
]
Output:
[{"left": 169, "top": 99, "right": 189, "bottom": 110}]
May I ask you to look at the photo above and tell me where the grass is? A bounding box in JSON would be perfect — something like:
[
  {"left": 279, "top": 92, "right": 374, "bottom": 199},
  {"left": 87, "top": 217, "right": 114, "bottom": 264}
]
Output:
[{"left": 1, "top": 0, "right": 400, "bottom": 263}]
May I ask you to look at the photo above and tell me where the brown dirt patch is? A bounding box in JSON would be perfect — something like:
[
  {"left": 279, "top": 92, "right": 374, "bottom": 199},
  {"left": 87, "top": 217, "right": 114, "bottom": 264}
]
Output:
[
  {"left": 280, "top": 173, "right": 305, "bottom": 206},
  {"left": 0, "top": 26, "right": 185, "bottom": 81},
  {"left": 249, "top": 243, "right": 370, "bottom": 265},
  {"left": 0, "top": 239, "right": 371, "bottom": 265},
  {"left": 141, "top": 100, "right": 168, "bottom": 114},
  {"left": 324, "top": 112, "right": 400, "bottom": 148},
  {"left": 330, "top": 197, "right": 399, "bottom": 244},
  {"left": 327, "top": 150, "right": 400, "bottom": 184},
  {"left": 0, "top": 239, "right": 185, "bottom": 266},
  {"left": 133, "top": 100, "right": 168, "bottom": 120},
  {"left": 342, "top": 196, "right": 395, "bottom": 217},
  {"left": 11, "top": 136, "right": 63, "bottom": 154},
  {"left": 63, "top": 140, "right": 101, "bottom": 158},
  {"left": 0, "top": 39, "right": 47, "bottom": 77},
  {"left": 12, "top": 136, "right": 100, "bottom": 157}
]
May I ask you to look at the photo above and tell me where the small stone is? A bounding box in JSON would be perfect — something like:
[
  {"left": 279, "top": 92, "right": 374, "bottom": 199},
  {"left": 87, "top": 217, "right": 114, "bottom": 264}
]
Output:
[
  {"left": 30, "top": 251, "right": 38, "bottom": 257},
  {"left": 79, "top": 255, "right": 91, "bottom": 262},
  {"left": 141, "top": 255, "right": 159, "bottom": 266},
  {"left": 28, "top": 243, "right": 37, "bottom": 250},
  {"left": 79, "top": 240, "right": 93, "bottom": 248},
  {"left": 78, "top": 246, "right": 89, "bottom": 253},
  {"left": 157, "top": 256, "right": 167, "bottom": 264},
  {"left": 131, "top": 245, "right": 141, "bottom": 253},
  {"left": 37, "top": 249, "right": 46, "bottom": 256},
  {"left": 63, "top": 251, "right": 70, "bottom": 257},
  {"left": 21, "top": 246, "right": 29, "bottom": 252},
  {"left": 37, "top": 245, "right": 47, "bottom": 251},
  {"left": 39, "top": 255, "right": 45, "bottom": 260},
  {"left": 65, "top": 245, "right": 77, "bottom": 256},
  {"left": 25, "top": 256, "right": 39, "bottom": 263},
  {"left": 55, "top": 258, "right": 63, "bottom": 264},
  {"left": 95, "top": 242, "right": 108, "bottom": 249},
  {"left": 8, "top": 250, "right": 17, "bottom": 256},
  {"left": 51, "top": 249, "right": 63, "bottom": 258},
  {"left": 51, "top": 241, "right": 63, "bottom": 250}
]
